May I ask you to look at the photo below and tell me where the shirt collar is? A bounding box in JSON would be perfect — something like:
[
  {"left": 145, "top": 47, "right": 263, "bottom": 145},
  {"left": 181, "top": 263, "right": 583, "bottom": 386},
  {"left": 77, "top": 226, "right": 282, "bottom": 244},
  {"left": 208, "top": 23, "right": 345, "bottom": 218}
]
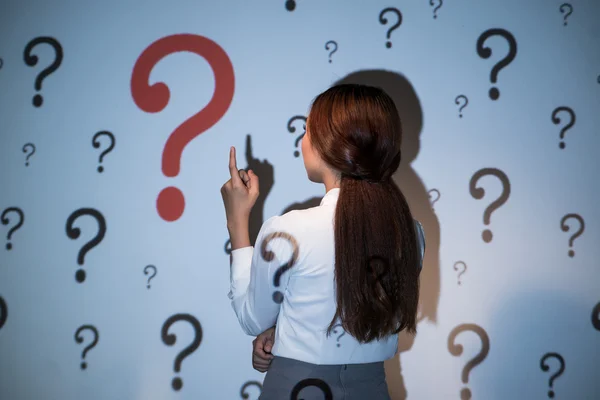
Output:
[{"left": 320, "top": 187, "right": 340, "bottom": 206}]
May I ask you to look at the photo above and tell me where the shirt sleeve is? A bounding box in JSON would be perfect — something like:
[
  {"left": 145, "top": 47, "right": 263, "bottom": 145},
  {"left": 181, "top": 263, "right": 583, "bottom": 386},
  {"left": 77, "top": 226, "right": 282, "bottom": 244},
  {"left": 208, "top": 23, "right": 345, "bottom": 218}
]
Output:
[{"left": 227, "top": 215, "right": 299, "bottom": 336}]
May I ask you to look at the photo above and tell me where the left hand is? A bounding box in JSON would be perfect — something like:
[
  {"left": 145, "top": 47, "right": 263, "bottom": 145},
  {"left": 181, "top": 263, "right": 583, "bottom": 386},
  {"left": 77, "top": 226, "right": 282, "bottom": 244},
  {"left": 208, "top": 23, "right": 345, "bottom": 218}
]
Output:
[{"left": 221, "top": 146, "right": 260, "bottom": 226}]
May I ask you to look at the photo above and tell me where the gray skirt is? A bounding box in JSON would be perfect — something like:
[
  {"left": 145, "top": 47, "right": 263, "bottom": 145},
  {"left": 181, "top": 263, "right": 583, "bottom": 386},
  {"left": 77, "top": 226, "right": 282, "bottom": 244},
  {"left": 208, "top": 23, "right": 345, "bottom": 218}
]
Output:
[{"left": 259, "top": 356, "right": 391, "bottom": 400}]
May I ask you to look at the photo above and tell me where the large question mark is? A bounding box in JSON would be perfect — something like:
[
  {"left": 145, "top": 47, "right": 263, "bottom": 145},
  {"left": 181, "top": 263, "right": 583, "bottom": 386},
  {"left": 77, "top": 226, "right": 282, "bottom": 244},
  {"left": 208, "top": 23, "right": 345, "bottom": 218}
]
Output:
[
  {"left": 453, "top": 261, "right": 467, "bottom": 285},
  {"left": 240, "top": 380, "right": 262, "bottom": 399},
  {"left": 291, "top": 378, "right": 333, "bottom": 400},
  {"left": 161, "top": 313, "right": 203, "bottom": 391},
  {"left": 379, "top": 8, "right": 402, "bottom": 48},
  {"left": 131, "top": 34, "right": 235, "bottom": 222},
  {"left": 1, "top": 207, "right": 24, "bottom": 250},
  {"left": 559, "top": 3, "right": 573, "bottom": 26},
  {"left": 66, "top": 208, "right": 106, "bottom": 283},
  {"left": 287, "top": 115, "right": 307, "bottom": 157},
  {"left": 0, "top": 296, "right": 7, "bottom": 331},
  {"left": 92, "top": 131, "right": 116, "bottom": 173},
  {"left": 540, "top": 352, "right": 565, "bottom": 398},
  {"left": 448, "top": 323, "right": 490, "bottom": 400},
  {"left": 592, "top": 302, "right": 600, "bottom": 331},
  {"left": 325, "top": 40, "right": 338, "bottom": 63},
  {"left": 455, "top": 95, "right": 468, "bottom": 118},
  {"left": 428, "top": 189, "right": 441, "bottom": 209},
  {"left": 551, "top": 106, "right": 575, "bottom": 149},
  {"left": 469, "top": 168, "right": 510, "bottom": 243},
  {"left": 430, "top": 0, "right": 443, "bottom": 19},
  {"left": 74, "top": 325, "right": 99, "bottom": 370},
  {"left": 560, "top": 213, "right": 584, "bottom": 257},
  {"left": 285, "top": 0, "right": 296, "bottom": 11},
  {"left": 260, "top": 231, "right": 299, "bottom": 304},
  {"left": 144, "top": 265, "right": 157, "bottom": 289},
  {"left": 332, "top": 323, "right": 345, "bottom": 347},
  {"left": 22, "top": 143, "right": 36, "bottom": 166},
  {"left": 476, "top": 28, "right": 517, "bottom": 100},
  {"left": 23, "top": 37, "right": 63, "bottom": 107}
]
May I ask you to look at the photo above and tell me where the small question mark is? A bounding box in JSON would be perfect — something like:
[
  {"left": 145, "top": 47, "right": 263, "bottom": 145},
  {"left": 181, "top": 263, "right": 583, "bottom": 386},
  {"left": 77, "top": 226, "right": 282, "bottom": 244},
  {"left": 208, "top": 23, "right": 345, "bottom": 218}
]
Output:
[
  {"left": 240, "top": 380, "right": 262, "bottom": 399},
  {"left": 66, "top": 208, "right": 106, "bottom": 283},
  {"left": 74, "top": 325, "right": 99, "bottom": 370},
  {"left": 23, "top": 37, "right": 63, "bottom": 107},
  {"left": 161, "top": 313, "right": 203, "bottom": 391},
  {"left": 379, "top": 7, "right": 403, "bottom": 48},
  {"left": 285, "top": 0, "right": 296, "bottom": 11},
  {"left": 453, "top": 261, "right": 467, "bottom": 285},
  {"left": 448, "top": 323, "right": 490, "bottom": 400},
  {"left": 261, "top": 231, "right": 299, "bottom": 304},
  {"left": 0, "top": 296, "right": 7, "bottom": 331},
  {"left": 131, "top": 34, "right": 235, "bottom": 222},
  {"left": 560, "top": 213, "right": 584, "bottom": 257},
  {"left": 92, "top": 131, "right": 115, "bottom": 173},
  {"left": 22, "top": 143, "right": 36, "bottom": 166},
  {"left": 559, "top": 3, "right": 573, "bottom": 26},
  {"left": 1, "top": 207, "right": 24, "bottom": 250},
  {"left": 287, "top": 115, "right": 307, "bottom": 157},
  {"left": 291, "top": 378, "right": 333, "bottom": 400},
  {"left": 428, "top": 189, "right": 441, "bottom": 209},
  {"left": 332, "top": 323, "right": 345, "bottom": 347},
  {"left": 540, "top": 352, "right": 565, "bottom": 398},
  {"left": 325, "top": 40, "right": 338, "bottom": 63},
  {"left": 476, "top": 28, "right": 517, "bottom": 100},
  {"left": 592, "top": 302, "right": 600, "bottom": 331},
  {"left": 430, "top": 0, "right": 443, "bottom": 19},
  {"left": 551, "top": 106, "right": 575, "bottom": 149},
  {"left": 469, "top": 168, "right": 511, "bottom": 243},
  {"left": 455, "top": 95, "right": 468, "bottom": 118},
  {"left": 144, "top": 265, "right": 157, "bottom": 289}
]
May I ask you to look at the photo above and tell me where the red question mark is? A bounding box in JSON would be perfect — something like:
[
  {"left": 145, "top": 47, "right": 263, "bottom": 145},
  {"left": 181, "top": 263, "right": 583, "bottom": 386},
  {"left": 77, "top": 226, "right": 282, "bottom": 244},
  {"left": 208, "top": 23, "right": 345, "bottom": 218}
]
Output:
[{"left": 131, "top": 34, "right": 235, "bottom": 222}]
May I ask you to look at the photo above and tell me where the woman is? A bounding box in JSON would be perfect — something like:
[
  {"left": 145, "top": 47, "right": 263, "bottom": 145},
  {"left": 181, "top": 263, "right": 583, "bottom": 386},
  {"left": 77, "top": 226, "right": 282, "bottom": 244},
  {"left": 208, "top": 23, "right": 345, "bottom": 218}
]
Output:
[{"left": 221, "top": 83, "right": 425, "bottom": 399}]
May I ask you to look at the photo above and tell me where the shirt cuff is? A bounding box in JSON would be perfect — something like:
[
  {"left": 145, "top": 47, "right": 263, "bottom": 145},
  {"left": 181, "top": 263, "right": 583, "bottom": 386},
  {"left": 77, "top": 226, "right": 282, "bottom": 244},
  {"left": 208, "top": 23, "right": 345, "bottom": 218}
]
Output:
[{"left": 228, "top": 246, "right": 254, "bottom": 299}]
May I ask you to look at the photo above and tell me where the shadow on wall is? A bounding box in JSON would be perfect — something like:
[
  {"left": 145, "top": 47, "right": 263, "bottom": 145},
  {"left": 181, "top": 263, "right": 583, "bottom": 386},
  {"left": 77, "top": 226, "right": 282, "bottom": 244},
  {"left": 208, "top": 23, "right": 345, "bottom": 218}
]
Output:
[{"left": 282, "top": 69, "right": 441, "bottom": 400}]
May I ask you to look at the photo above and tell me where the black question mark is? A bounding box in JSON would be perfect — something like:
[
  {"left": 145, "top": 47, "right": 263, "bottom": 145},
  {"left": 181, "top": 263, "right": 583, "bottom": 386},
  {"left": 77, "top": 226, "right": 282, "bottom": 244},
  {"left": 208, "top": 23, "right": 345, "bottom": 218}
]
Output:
[
  {"left": 161, "top": 313, "right": 202, "bottom": 391},
  {"left": 428, "top": 189, "right": 441, "bottom": 209},
  {"left": 287, "top": 115, "right": 307, "bottom": 157},
  {"left": 74, "top": 325, "right": 99, "bottom": 370},
  {"left": 476, "top": 29, "right": 517, "bottom": 100},
  {"left": 0, "top": 296, "right": 7, "bottom": 331},
  {"left": 469, "top": 168, "right": 511, "bottom": 243},
  {"left": 325, "top": 40, "right": 338, "bottom": 63},
  {"left": 22, "top": 143, "right": 36, "bottom": 166},
  {"left": 453, "top": 261, "right": 467, "bottom": 285},
  {"left": 430, "top": 0, "right": 443, "bottom": 19},
  {"left": 291, "top": 378, "right": 333, "bottom": 400},
  {"left": 1, "top": 207, "right": 24, "bottom": 250},
  {"left": 23, "top": 37, "right": 63, "bottom": 107},
  {"left": 144, "top": 265, "right": 157, "bottom": 289},
  {"left": 448, "top": 323, "right": 490, "bottom": 400},
  {"left": 559, "top": 3, "right": 573, "bottom": 26},
  {"left": 92, "top": 131, "right": 116, "bottom": 173},
  {"left": 540, "top": 352, "right": 565, "bottom": 398},
  {"left": 592, "top": 302, "right": 600, "bottom": 331},
  {"left": 455, "top": 95, "right": 468, "bottom": 118},
  {"left": 66, "top": 208, "right": 106, "bottom": 283},
  {"left": 560, "top": 213, "right": 584, "bottom": 257},
  {"left": 379, "top": 7, "right": 403, "bottom": 48},
  {"left": 260, "top": 231, "right": 299, "bottom": 304},
  {"left": 551, "top": 106, "right": 575, "bottom": 149},
  {"left": 332, "top": 323, "right": 345, "bottom": 347},
  {"left": 285, "top": 0, "right": 296, "bottom": 11},
  {"left": 240, "top": 380, "right": 262, "bottom": 399}
]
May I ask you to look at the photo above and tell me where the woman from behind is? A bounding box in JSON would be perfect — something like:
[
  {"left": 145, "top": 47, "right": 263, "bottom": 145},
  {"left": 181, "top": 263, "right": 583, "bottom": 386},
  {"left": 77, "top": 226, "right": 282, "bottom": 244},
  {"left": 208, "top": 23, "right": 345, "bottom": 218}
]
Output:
[{"left": 223, "top": 83, "right": 425, "bottom": 400}]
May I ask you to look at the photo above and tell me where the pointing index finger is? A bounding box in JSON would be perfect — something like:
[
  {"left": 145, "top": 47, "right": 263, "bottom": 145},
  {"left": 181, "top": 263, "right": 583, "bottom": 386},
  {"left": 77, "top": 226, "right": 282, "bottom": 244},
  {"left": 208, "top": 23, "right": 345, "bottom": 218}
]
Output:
[{"left": 229, "top": 146, "right": 242, "bottom": 183}]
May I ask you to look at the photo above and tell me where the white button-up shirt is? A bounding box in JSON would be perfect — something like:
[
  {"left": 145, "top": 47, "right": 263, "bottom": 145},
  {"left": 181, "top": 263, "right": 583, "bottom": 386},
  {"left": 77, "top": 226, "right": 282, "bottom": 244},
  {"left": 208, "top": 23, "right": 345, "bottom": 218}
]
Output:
[{"left": 228, "top": 187, "right": 426, "bottom": 365}]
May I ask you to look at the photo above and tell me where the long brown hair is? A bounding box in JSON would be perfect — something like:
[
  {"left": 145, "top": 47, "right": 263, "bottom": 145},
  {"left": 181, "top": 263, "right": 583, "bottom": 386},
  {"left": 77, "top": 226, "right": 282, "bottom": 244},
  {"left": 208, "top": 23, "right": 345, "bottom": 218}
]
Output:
[{"left": 307, "top": 83, "right": 421, "bottom": 343}]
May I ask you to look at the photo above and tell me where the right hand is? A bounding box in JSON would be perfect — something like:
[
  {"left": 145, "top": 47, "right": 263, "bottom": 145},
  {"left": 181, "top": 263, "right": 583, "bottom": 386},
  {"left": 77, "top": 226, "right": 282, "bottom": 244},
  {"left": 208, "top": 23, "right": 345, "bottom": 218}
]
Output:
[{"left": 252, "top": 326, "right": 275, "bottom": 372}]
